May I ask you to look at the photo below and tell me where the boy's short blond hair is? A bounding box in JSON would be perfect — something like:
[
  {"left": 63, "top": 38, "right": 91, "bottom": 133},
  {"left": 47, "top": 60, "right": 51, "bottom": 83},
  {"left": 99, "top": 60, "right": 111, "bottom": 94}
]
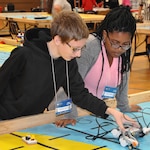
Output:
[{"left": 51, "top": 11, "right": 89, "bottom": 43}]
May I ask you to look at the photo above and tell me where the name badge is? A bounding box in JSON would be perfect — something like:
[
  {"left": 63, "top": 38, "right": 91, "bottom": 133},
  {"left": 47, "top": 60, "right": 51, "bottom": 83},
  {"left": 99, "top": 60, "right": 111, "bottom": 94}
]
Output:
[
  {"left": 101, "top": 86, "right": 118, "bottom": 99},
  {"left": 55, "top": 98, "right": 72, "bottom": 116}
]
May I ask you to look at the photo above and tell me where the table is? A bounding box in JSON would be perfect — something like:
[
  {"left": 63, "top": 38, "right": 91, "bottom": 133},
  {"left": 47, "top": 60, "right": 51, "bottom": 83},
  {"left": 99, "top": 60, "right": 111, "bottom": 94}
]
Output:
[
  {"left": 0, "top": 100, "right": 150, "bottom": 149},
  {"left": 93, "top": 7, "right": 110, "bottom": 15},
  {"left": 0, "top": 12, "right": 52, "bottom": 30},
  {"left": 131, "top": 21, "right": 150, "bottom": 68},
  {"left": 0, "top": 90, "right": 149, "bottom": 149},
  {"left": 0, "top": 12, "right": 105, "bottom": 30},
  {"left": 74, "top": 7, "right": 110, "bottom": 15}
]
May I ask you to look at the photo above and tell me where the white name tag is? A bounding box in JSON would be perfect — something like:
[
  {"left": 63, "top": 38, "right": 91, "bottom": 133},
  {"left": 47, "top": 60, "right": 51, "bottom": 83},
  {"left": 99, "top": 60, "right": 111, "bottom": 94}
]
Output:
[
  {"left": 55, "top": 98, "right": 72, "bottom": 116},
  {"left": 102, "top": 86, "right": 118, "bottom": 99}
]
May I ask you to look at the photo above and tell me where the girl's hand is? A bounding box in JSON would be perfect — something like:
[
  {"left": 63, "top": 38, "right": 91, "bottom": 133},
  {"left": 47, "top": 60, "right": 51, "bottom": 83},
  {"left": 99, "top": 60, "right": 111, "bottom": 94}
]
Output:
[{"left": 106, "top": 107, "right": 140, "bottom": 132}]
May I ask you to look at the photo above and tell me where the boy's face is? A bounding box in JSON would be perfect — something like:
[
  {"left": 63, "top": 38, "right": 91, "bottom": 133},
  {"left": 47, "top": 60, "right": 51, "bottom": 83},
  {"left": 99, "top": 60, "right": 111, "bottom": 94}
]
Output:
[{"left": 58, "top": 38, "right": 87, "bottom": 61}]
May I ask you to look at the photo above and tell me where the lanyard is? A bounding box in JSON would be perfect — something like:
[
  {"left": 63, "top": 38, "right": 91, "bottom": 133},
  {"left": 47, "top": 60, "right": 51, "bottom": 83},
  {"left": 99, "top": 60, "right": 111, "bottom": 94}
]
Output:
[{"left": 51, "top": 57, "right": 70, "bottom": 103}]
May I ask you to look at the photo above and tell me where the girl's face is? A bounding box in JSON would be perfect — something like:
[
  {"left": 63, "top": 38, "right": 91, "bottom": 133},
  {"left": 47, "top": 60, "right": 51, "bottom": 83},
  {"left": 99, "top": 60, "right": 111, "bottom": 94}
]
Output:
[{"left": 103, "top": 30, "right": 132, "bottom": 58}]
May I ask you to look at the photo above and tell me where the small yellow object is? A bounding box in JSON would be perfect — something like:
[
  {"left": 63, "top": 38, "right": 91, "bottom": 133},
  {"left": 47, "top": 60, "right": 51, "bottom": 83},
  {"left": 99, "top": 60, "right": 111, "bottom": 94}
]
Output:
[{"left": 22, "top": 134, "right": 37, "bottom": 144}]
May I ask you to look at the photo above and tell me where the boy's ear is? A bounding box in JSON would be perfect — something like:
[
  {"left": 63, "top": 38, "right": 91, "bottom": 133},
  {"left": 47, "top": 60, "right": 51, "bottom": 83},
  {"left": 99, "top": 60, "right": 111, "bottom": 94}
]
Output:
[{"left": 54, "top": 35, "right": 61, "bottom": 45}]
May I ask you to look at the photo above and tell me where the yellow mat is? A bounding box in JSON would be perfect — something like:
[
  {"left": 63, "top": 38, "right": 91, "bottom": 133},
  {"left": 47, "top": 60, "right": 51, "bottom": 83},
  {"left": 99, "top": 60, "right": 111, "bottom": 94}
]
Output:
[
  {"left": 0, "top": 44, "right": 16, "bottom": 52},
  {"left": 0, "top": 132, "right": 110, "bottom": 150}
]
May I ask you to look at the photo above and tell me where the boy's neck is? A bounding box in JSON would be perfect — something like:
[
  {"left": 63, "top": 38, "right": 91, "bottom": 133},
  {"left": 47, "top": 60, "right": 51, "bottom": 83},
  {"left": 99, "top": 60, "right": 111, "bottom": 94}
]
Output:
[{"left": 47, "top": 40, "right": 60, "bottom": 59}]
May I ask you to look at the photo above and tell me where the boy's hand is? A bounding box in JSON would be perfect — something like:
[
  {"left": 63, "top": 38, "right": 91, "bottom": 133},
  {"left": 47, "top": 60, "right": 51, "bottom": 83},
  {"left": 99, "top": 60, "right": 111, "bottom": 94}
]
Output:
[
  {"left": 130, "top": 104, "right": 142, "bottom": 112},
  {"left": 55, "top": 119, "right": 76, "bottom": 127}
]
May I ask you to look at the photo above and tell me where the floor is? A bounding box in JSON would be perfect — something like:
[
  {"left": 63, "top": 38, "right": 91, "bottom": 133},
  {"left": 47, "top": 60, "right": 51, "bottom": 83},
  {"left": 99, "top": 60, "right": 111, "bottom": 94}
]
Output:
[{"left": 129, "top": 55, "right": 150, "bottom": 94}]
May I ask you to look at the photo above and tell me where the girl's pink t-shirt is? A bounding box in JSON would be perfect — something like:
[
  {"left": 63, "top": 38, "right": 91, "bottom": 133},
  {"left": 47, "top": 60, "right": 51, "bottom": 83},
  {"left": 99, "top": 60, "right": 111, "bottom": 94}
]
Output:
[{"left": 84, "top": 42, "right": 121, "bottom": 99}]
